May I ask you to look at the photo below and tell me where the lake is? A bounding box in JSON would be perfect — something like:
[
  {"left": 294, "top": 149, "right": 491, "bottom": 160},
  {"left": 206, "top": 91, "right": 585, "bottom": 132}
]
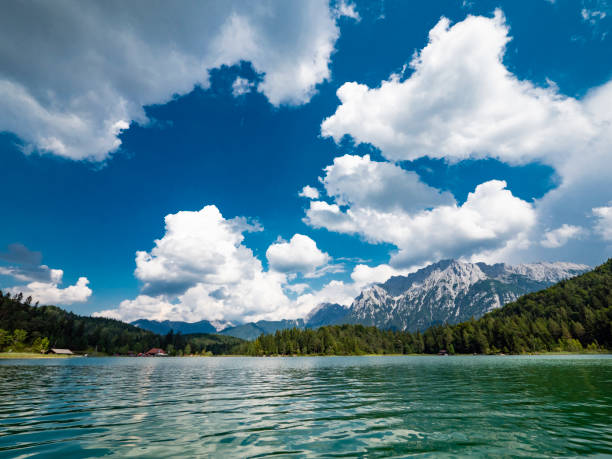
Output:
[{"left": 0, "top": 355, "right": 610, "bottom": 457}]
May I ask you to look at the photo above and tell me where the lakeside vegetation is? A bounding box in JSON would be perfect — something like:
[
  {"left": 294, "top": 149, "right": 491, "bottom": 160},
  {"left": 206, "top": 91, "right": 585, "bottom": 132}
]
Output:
[
  {"left": 0, "top": 352, "right": 74, "bottom": 359},
  {"left": 1, "top": 259, "right": 610, "bottom": 357},
  {"left": 240, "top": 258, "right": 612, "bottom": 356},
  {"left": 0, "top": 294, "right": 244, "bottom": 356}
]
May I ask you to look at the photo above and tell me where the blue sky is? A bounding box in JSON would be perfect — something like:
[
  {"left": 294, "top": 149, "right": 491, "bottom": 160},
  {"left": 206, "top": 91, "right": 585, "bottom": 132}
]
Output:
[{"left": 0, "top": 0, "right": 611, "bottom": 325}]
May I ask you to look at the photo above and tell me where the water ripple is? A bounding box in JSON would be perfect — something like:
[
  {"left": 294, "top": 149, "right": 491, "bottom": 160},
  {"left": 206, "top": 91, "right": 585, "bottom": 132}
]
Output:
[{"left": 0, "top": 355, "right": 610, "bottom": 457}]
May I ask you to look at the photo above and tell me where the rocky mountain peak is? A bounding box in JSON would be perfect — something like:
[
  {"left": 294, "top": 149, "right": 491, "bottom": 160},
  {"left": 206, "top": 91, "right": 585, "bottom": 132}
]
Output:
[{"left": 344, "top": 259, "right": 590, "bottom": 332}]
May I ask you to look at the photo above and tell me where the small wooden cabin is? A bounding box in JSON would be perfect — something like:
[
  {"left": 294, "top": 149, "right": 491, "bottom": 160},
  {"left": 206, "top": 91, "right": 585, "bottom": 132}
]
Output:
[{"left": 50, "top": 348, "right": 74, "bottom": 355}]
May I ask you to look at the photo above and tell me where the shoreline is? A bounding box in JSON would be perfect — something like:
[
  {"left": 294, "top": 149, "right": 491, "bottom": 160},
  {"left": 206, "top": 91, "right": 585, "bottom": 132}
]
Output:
[
  {"left": 0, "top": 352, "right": 76, "bottom": 359},
  {"left": 2, "top": 351, "right": 610, "bottom": 359}
]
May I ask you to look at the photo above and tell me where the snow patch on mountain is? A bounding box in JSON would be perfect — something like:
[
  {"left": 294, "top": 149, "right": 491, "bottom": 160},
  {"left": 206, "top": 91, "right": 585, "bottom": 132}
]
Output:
[{"left": 344, "top": 260, "right": 589, "bottom": 331}]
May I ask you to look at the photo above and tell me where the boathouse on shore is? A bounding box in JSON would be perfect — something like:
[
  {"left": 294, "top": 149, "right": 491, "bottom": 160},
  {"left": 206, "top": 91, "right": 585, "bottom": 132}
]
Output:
[{"left": 49, "top": 348, "right": 74, "bottom": 355}]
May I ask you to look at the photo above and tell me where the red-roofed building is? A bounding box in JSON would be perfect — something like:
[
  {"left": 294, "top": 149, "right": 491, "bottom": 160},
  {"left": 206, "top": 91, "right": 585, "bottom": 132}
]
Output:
[{"left": 145, "top": 348, "right": 168, "bottom": 356}]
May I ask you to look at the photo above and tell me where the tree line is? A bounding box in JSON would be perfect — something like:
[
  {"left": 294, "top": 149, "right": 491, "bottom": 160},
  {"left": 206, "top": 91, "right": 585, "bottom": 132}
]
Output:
[
  {"left": 1, "top": 258, "right": 610, "bottom": 356},
  {"left": 240, "top": 258, "right": 612, "bottom": 355},
  {"left": 0, "top": 294, "right": 243, "bottom": 355}
]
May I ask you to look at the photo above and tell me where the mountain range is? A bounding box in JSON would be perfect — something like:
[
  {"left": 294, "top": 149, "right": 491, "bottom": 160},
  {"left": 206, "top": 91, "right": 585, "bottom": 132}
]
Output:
[
  {"left": 341, "top": 260, "right": 589, "bottom": 331},
  {"left": 132, "top": 259, "right": 589, "bottom": 339}
]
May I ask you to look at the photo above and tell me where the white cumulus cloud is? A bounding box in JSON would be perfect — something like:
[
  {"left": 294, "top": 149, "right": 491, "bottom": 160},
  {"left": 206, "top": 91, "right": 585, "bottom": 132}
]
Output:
[
  {"left": 266, "top": 234, "right": 331, "bottom": 277},
  {"left": 304, "top": 153, "right": 536, "bottom": 267},
  {"left": 7, "top": 277, "right": 92, "bottom": 305},
  {"left": 541, "top": 224, "right": 584, "bottom": 248},
  {"left": 0, "top": 243, "right": 92, "bottom": 305},
  {"left": 320, "top": 154, "right": 454, "bottom": 212},
  {"left": 299, "top": 185, "right": 320, "bottom": 199},
  {"left": 321, "top": 10, "right": 599, "bottom": 166},
  {"left": 94, "top": 205, "right": 320, "bottom": 323},
  {"left": 318, "top": 10, "right": 612, "bottom": 266},
  {"left": 593, "top": 205, "right": 612, "bottom": 240},
  {"left": 0, "top": 0, "right": 341, "bottom": 160},
  {"left": 350, "top": 263, "right": 410, "bottom": 285},
  {"left": 334, "top": 0, "right": 361, "bottom": 22}
]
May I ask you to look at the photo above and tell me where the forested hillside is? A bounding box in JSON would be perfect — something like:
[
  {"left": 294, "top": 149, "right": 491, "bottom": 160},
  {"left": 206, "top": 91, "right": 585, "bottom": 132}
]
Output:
[
  {"left": 242, "top": 259, "right": 611, "bottom": 355},
  {"left": 1, "top": 259, "right": 609, "bottom": 356},
  {"left": 0, "top": 293, "right": 243, "bottom": 355}
]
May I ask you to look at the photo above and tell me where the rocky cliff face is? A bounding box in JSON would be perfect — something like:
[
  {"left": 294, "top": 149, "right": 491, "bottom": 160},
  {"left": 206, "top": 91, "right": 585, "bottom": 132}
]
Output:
[
  {"left": 343, "top": 260, "right": 589, "bottom": 331},
  {"left": 305, "top": 303, "right": 350, "bottom": 328}
]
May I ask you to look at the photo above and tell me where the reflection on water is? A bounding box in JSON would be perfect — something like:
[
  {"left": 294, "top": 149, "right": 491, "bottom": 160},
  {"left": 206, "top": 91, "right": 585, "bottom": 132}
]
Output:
[{"left": 0, "top": 355, "right": 611, "bottom": 457}]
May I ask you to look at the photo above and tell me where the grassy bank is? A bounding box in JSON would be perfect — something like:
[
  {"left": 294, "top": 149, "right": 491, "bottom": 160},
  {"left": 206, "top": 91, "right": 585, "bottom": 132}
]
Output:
[{"left": 0, "top": 352, "right": 75, "bottom": 359}]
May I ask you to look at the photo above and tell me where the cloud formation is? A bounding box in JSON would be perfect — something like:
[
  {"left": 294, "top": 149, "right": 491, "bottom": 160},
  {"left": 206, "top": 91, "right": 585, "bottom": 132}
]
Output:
[
  {"left": 304, "top": 154, "right": 536, "bottom": 267},
  {"left": 7, "top": 277, "right": 92, "bottom": 305},
  {"left": 95, "top": 205, "right": 321, "bottom": 323},
  {"left": 319, "top": 154, "right": 454, "bottom": 213},
  {"left": 0, "top": 243, "right": 42, "bottom": 266},
  {"left": 0, "top": 264, "right": 62, "bottom": 284},
  {"left": 133, "top": 205, "right": 264, "bottom": 297},
  {"left": 0, "top": 0, "right": 341, "bottom": 160},
  {"left": 541, "top": 224, "right": 584, "bottom": 248},
  {"left": 319, "top": 10, "right": 612, "bottom": 266},
  {"left": 321, "top": 10, "right": 600, "bottom": 167},
  {"left": 0, "top": 243, "right": 91, "bottom": 305},
  {"left": 232, "top": 77, "right": 255, "bottom": 97},
  {"left": 334, "top": 0, "right": 361, "bottom": 22},
  {"left": 266, "top": 234, "right": 331, "bottom": 277},
  {"left": 593, "top": 205, "right": 612, "bottom": 240},
  {"left": 299, "top": 185, "right": 320, "bottom": 200}
]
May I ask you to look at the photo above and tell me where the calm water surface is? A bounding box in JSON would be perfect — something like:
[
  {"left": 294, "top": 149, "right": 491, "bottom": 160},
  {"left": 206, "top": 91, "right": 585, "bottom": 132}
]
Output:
[{"left": 0, "top": 355, "right": 611, "bottom": 457}]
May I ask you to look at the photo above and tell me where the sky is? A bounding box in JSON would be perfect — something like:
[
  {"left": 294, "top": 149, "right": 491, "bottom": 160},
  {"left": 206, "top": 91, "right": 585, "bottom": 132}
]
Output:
[{"left": 0, "top": 0, "right": 611, "bottom": 326}]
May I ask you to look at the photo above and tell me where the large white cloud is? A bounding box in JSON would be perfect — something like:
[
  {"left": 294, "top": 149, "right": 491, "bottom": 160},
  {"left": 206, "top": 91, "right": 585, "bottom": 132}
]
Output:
[
  {"left": 321, "top": 10, "right": 599, "bottom": 167},
  {"left": 133, "top": 205, "right": 264, "bottom": 296},
  {"left": 266, "top": 234, "right": 331, "bottom": 277},
  {"left": 304, "top": 153, "right": 536, "bottom": 267},
  {"left": 0, "top": 0, "right": 341, "bottom": 160},
  {"left": 94, "top": 205, "right": 320, "bottom": 323},
  {"left": 319, "top": 10, "right": 612, "bottom": 266},
  {"left": 7, "top": 277, "right": 92, "bottom": 306},
  {"left": 320, "top": 154, "right": 454, "bottom": 212}
]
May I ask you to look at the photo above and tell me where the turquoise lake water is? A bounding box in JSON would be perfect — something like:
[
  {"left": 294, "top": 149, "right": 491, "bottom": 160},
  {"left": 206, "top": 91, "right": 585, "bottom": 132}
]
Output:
[{"left": 0, "top": 355, "right": 611, "bottom": 457}]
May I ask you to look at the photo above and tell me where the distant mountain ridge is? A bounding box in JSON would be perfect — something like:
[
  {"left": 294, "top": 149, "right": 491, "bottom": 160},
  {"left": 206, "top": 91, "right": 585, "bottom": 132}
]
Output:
[
  {"left": 219, "top": 319, "right": 305, "bottom": 341},
  {"left": 345, "top": 260, "right": 589, "bottom": 331},
  {"left": 305, "top": 303, "right": 349, "bottom": 328},
  {"left": 131, "top": 260, "right": 589, "bottom": 339},
  {"left": 244, "top": 258, "right": 612, "bottom": 355},
  {"left": 132, "top": 319, "right": 218, "bottom": 335}
]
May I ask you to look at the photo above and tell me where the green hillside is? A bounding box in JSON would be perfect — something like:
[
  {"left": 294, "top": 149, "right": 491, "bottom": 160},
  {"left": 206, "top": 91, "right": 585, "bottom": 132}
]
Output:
[
  {"left": 242, "top": 259, "right": 612, "bottom": 355},
  {"left": 0, "top": 293, "right": 243, "bottom": 355},
  {"left": 1, "top": 259, "right": 610, "bottom": 357}
]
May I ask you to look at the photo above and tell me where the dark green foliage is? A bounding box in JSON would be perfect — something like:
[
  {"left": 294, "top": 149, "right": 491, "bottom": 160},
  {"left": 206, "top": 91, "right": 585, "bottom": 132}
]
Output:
[
  {"left": 239, "top": 324, "right": 422, "bottom": 356},
  {"left": 0, "top": 295, "right": 244, "bottom": 355},
  {"left": 1, "top": 259, "right": 610, "bottom": 356},
  {"left": 243, "top": 259, "right": 612, "bottom": 355},
  {"left": 177, "top": 333, "right": 243, "bottom": 355}
]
